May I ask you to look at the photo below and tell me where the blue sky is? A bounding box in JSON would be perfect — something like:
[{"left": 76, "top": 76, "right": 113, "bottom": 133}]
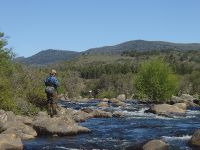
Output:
[{"left": 0, "top": 0, "right": 200, "bottom": 57}]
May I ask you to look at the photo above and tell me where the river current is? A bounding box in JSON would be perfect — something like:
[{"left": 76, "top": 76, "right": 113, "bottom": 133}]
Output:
[{"left": 23, "top": 100, "right": 200, "bottom": 150}]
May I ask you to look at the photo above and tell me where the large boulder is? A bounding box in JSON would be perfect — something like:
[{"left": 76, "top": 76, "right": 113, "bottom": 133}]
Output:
[
  {"left": 146, "top": 104, "right": 186, "bottom": 116},
  {"left": 102, "top": 98, "right": 109, "bottom": 102},
  {"left": 173, "top": 103, "right": 187, "bottom": 110},
  {"left": 57, "top": 107, "right": 92, "bottom": 122},
  {"left": 70, "top": 110, "right": 92, "bottom": 122},
  {"left": 143, "top": 140, "right": 169, "bottom": 150},
  {"left": 91, "top": 110, "right": 112, "bottom": 118},
  {"left": 111, "top": 98, "right": 126, "bottom": 107},
  {"left": 97, "top": 102, "right": 109, "bottom": 108},
  {"left": 171, "top": 94, "right": 195, "bottom": 104},
  {"left": 117, "top": 94, "right": 126, "bottom": 101},
  {"left": 181, "top": 94, "right": 194, "bottom": 101},
  {"left": 73, "top": 111, "right": 92, "bottom": 122},
  {"left": 0, "top": 133, "right": 23, "bottom": 150},
  {"left": 1, "top": 121, "right": 37, "bottom": 140},
  {"left": 15, "top": 115, "right": 33, "bottom": 125},
  {"left": 189, "top": 129, "right": 200, "bottom": 147},
  {"left": 32, "top": 113, "right": 90, "bottom": 136}
]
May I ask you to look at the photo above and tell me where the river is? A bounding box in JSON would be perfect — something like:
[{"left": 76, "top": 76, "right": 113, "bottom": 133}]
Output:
[{"left": 23, "top": 100, "right": 200, "bottom": 150}]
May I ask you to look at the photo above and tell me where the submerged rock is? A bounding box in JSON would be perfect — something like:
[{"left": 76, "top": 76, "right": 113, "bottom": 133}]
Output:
[
  {"left": 112, "top": 111, "right": 124, "bottom": 117},
  {"left": 0, "top": 133, "right": 23, "bottom": 150},
  {"left": 143, "top": 140, "right": 169, "bottom": 150},
  {"left": 81, "top": 108, "right": 94, "bottom": 113},
  {"left": 189, "top": 129, "right": 200, "bottom": 147}
]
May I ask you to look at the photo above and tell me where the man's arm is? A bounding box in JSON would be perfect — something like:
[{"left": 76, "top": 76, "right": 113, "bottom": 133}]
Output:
[{"left": 52, "top": 77, "right": 59, "bottom": 88}]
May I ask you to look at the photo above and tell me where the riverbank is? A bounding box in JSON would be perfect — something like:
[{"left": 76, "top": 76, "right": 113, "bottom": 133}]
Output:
[{"left": 1, "top": 94, "right": 200, "bottom": 150}]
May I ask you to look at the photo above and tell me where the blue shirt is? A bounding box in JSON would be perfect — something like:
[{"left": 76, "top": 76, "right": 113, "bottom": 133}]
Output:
[{"left": 44, "top": 75, "right": 59, "bottom": 89}]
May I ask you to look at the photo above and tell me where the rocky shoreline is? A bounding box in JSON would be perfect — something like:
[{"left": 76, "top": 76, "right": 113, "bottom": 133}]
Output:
[{"left": 1, "top": 94, "right": 200, "bottom": 150}]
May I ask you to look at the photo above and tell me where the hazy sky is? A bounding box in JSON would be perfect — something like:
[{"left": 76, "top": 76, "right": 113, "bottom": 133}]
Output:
[{"left": 0, "top": 0, "right": 200, "bottom": 57}]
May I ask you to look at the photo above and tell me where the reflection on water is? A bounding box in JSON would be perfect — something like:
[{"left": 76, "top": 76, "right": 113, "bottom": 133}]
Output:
[{"left": 23, "top": 100, "right": 200, "bottom": 150}]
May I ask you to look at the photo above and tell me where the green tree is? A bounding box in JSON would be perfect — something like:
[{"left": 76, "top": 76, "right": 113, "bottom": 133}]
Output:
[
  {"left": 0, "top": 32, "right": 17, "bottom": 111},
  {"left": 135, "top": 59, "right": 178, "bottom": 102}
]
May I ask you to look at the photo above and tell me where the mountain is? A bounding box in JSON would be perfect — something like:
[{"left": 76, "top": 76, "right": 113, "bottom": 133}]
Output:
[
  {"left": 84, "top": 40, "right": 200, "bottom": 54},
  {"left": 15, "top": 40, "right": 200, "bottom": 65},
  {"left": 15, "top": 49, "right": 80, "bottom": 65}
]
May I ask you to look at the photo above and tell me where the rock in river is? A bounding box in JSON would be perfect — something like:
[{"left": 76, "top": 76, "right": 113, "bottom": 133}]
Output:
[
  {"left": 143, "top": 140, "right": 169, "bottom": 150},
  {"left": 0, "top": 133, "right": 23, "bottom": 150},
  {"left": 146, "top": 104, "right": 186, "bottom": 116},
  {"left": 32, "top": 113, "right": 90, "bottom": 136},
  {"left": 189, "top": 129, "right": 200, "bottom": 147},
  {"left": 1, "top": 121, "right": 37, "bottom": 140}
]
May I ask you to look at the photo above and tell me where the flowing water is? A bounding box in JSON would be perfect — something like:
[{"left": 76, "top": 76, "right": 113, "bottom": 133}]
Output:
[{"left": 23, "top": 100, "right": 200, "bottom": 150}]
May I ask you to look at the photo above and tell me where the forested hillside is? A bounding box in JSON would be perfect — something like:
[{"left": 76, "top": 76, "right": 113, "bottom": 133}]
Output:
[
  {"left": 14, "top": 40, "right": 200, "bottom": 66},
  {"left": 15, "top": 49, "right": 80, "bottom": 65},
  {"left": 85, "top": 40, "right": 200, "bottom": 54}
]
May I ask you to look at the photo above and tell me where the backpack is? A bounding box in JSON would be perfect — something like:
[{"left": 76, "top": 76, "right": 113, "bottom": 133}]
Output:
[
  {"left": 45, "top": 86, "right": 55, "bottom": 95},
  {"left": 44, "top": 76, "right": 56, "bottom": 94}
]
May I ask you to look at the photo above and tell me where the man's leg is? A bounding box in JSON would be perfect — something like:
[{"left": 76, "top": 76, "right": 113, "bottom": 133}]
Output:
[
  {"left": 52, "top": 91, "right": 58, "bottom": 116},
  {"left": 47, "top": 93, "right": 54, "bottom": 117}
]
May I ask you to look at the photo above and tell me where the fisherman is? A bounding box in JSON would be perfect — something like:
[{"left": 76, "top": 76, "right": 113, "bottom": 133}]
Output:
[{"left": 44, "top": 69, "right": 59, "bottom": 117}]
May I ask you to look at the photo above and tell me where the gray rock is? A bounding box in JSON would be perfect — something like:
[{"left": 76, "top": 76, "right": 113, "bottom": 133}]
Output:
[
  {"left": 117, "top": 94, "right": 126, "bottom": 101},
  {"left": 171, "top": 96, "right": 185, "bottom": 103},
  {"left": 143, "top": 140, "right": 169, "bottom": 150},
  {"left": 173, "top": 103, "right": 187, "bottom": 110},
  {"left": 147, "top": 104, "right": 186, "bottom": 116},
  {"left": 97, "top": 102, "right": 109, "bottom": 108},
  {"left": 111, "top": 98, "right": 126, "bottom": 107},
  {"left": 81, "top": 108, "right": 93, "bottom": 113},
  {"left": 1, "top": 121, "right": 37, "bottom": 140},
  {"left": 0, "top": 110, "right": 7, "bottom": 124},
  {"left": 91, "top": 110, "right": 112, "bottom": 118},
  {"left": 112, "top": 111, "right": 124, "bottom": 117},
  {"left": 0, "top": 133, "right": 23, "bottom": 150},
  {"left": 181, "top": 94, "right": 194, "bottom": 101},
  {"left": 32, "top": 114, "right": 90, "bottom": 136},
  {"left": 189, "top": 129, "right": 200, "bottom": 147},
  {"left": 0, "top": 110, "right": 16, "bottom": 124},
  {"left": 15, "top": 115, "right": 33, "bottom": 125}
]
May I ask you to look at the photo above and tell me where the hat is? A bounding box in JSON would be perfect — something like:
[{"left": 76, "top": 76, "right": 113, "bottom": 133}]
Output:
[{"left": 51, "top": 69, "right": 57, "bottom": 74}]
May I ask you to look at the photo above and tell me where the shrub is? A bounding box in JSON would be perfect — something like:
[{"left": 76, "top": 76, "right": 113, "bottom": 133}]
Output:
[
  {"left": 96, "top": 89, "right": 117, "bottom": 99},
  {"left": 135, "top": 59, "right": 178, "bottom": 102}
]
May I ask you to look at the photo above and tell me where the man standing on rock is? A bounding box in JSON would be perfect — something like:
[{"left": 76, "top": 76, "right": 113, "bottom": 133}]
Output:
[{"left": 44, "top": 69, "right": 59, "bottom": 117}]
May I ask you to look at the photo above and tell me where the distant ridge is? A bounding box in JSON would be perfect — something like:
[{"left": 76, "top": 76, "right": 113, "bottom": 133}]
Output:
[
  {"left": 15, "top": 49, "right": 80, "bottom": 65},
  {"left": 85, "top": 40, "right": 200, "bottom": 54}
]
